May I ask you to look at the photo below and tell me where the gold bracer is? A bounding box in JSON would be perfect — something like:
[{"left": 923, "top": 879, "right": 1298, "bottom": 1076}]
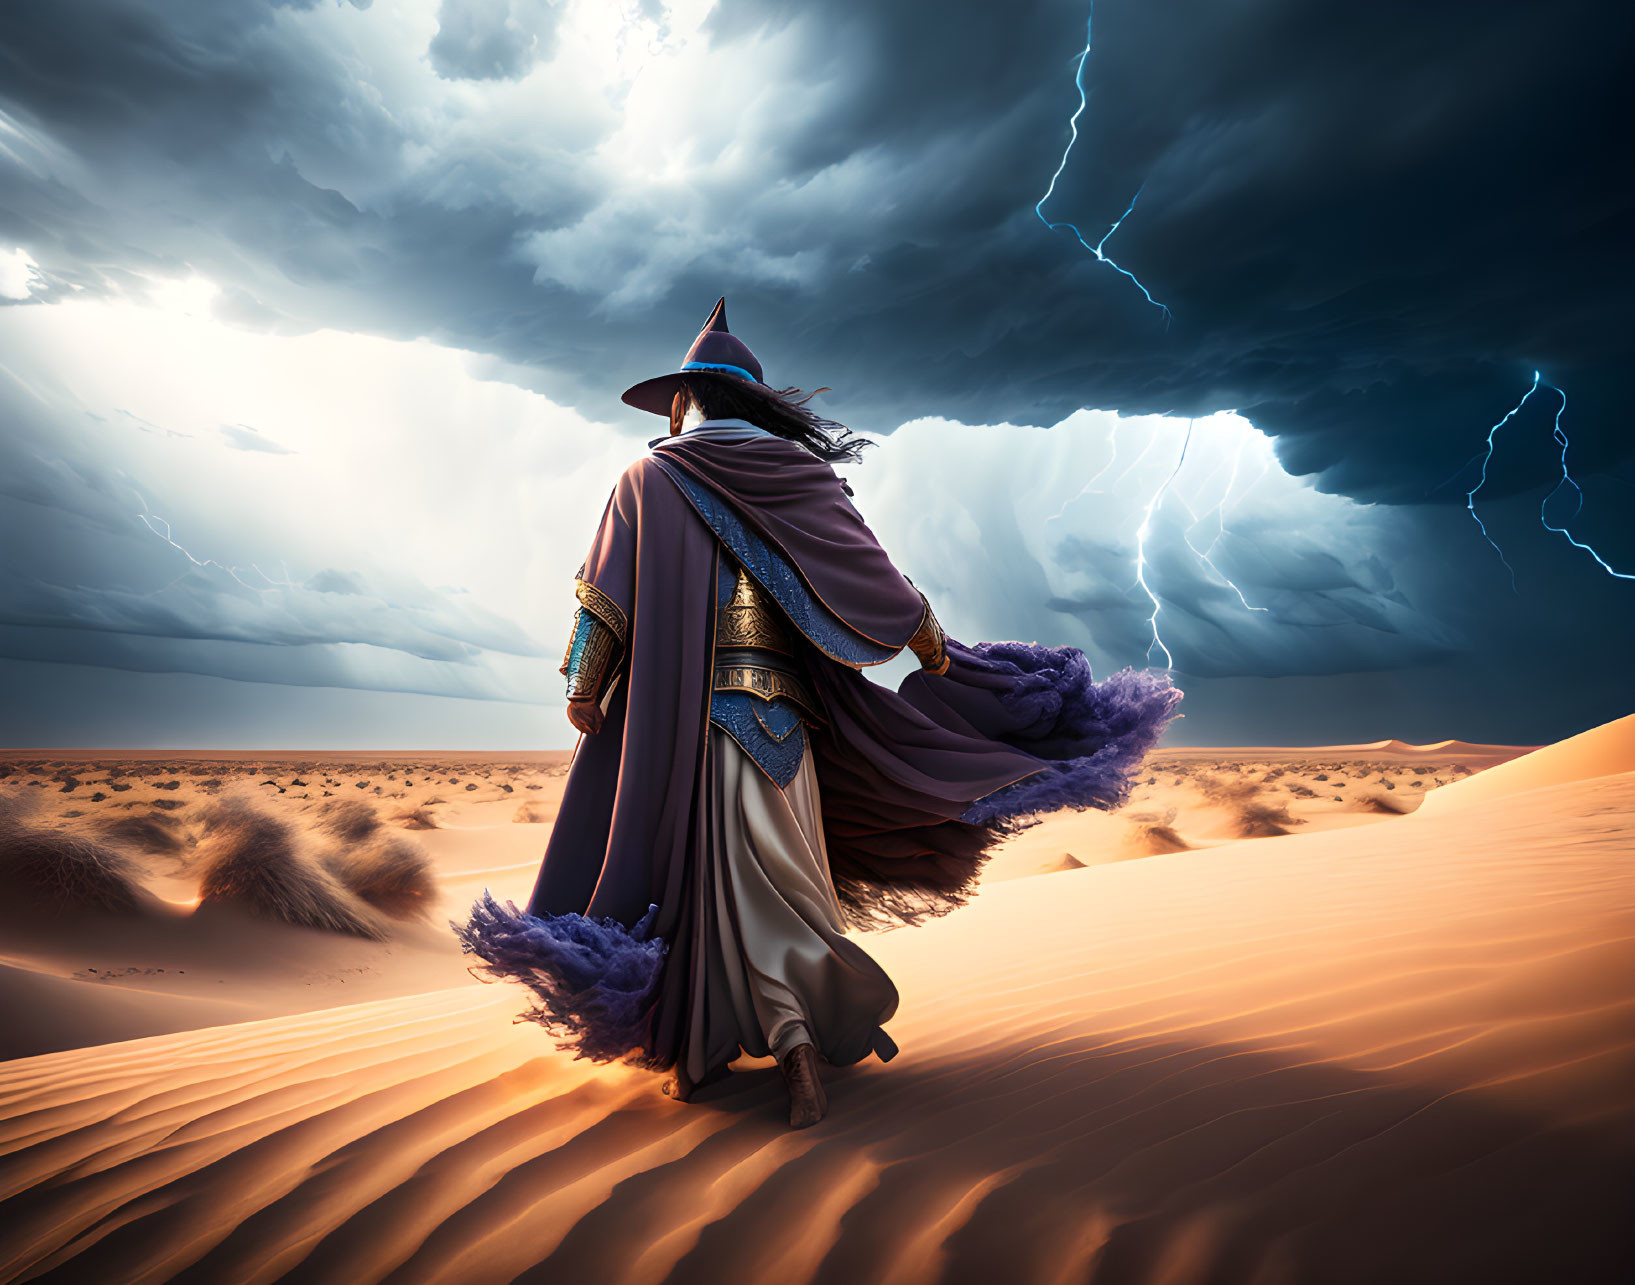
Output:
[
  {"left": 907, "top": 591, "right": 950, "bottom": 675},
  {"left": 561, "top": 606, "right": 619, "bottom": 702},
  {"left": 574, "top": 578, "right": 627, "bottom": 644},
  {"left": 716, "top": 561, "right": 795, "bottom": 655}
]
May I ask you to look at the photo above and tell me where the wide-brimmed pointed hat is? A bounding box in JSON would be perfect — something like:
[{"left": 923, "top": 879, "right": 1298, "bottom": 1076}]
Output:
[{"left": 621, "top": 297, "right": 766, "bottom": 416}]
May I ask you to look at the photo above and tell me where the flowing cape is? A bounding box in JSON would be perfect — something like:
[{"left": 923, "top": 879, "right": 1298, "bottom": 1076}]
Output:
[{"left": 453, "top": 430, "right": 1182, "bottom": 1069}]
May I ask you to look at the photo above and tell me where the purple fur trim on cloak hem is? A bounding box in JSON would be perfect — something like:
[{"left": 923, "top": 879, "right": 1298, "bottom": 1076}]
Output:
[
  {"left": 899, "top": 639, "right": 1183, "bottom": 830},
  {"left": 451, "top": 891, "right": 669, "bottom": 1069}
]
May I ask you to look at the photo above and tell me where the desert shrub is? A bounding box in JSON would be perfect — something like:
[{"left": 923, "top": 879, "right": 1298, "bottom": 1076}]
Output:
[
  {"left": 0, "top": 790, "right": 41, "bottom": 830},
  {"left": 0, "top": 824, "right": 147, "bottom": 913},
  {"left": 1356, "top": 792, "right": 1410, "bottom": 815},
  {"left": 1194, "top": 772, "right": 1259, "bottom": 805},
  {"left": 513, "top": 800, "right": 552, "bottom": 824},
  {"left": 321, "top": 835, "right": 436, "bottom": 920},
  {"left": 1122, "top": 807, "right": 1191, "bottom": 855},
  {"left": 1130, "top": 822, "right": 1191, "bottom": 854},
  {"left": 98, "top": 811, "right": 188, "bottom": 854},
  {"left": 394, "top": 806, "right": 440, "bottom": 830},
  {"left": 1236, "top": 801, "right": 1299, "bottom": 838},
  {"left": 1194, "top": 773, "right": 1305, "bottom": 838},
  {"left": 317, "top": 798, "right": 381, "bottom": 843},
  {"left": 195, "top": 797, "right": 385, "bottom": 940}
]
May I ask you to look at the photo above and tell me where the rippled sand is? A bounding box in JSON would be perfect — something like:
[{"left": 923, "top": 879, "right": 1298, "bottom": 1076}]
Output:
[{"left": 1, "top": 721, "right": 1631, "bottom": 1282}]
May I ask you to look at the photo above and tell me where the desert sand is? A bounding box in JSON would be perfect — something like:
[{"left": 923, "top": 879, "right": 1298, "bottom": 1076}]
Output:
[{"left": 0, "top": 720, "right": 1631, "bottom": 1282}]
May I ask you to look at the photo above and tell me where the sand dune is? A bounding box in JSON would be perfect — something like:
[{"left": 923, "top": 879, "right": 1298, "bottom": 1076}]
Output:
[
  {"left": 0, "top": 740, "right": 1516, "bottom": 1051},
  {"left": 1418, "top": 710, "right": 1635, "bottom": 814},
  {"left": 1153, "top": 738, "right": 1533, "bottom": 765},
  {"left": 1, "top": 729, "right": 1630, "bottom": 1282},
  {"left": 0, "top": 755, "right": 571, "bottom": 1059}
]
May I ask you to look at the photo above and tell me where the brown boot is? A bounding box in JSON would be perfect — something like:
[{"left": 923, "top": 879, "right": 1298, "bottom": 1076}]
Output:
[{"left": 780, "top": 1042, "right": 827, "bottom": 1129}]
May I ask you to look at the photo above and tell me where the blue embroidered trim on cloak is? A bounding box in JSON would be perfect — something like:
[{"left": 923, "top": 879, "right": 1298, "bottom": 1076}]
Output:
[
  {"left": 654, "top": 456, "right": 901, "bottom": 668},
  {"left": 710, "top": 689, "right": 809, "bottom": 787}
]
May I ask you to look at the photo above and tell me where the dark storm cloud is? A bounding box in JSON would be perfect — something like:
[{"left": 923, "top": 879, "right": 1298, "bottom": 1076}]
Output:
[
  {"left": 1, "top": 0, "right": 1628, "bottom": 505},
  {"left": 701, "top": 0, "right": 1634, "bottom": 504},
  {"left": 0, "top": 0, "right": 1630, "bottom": 741}
]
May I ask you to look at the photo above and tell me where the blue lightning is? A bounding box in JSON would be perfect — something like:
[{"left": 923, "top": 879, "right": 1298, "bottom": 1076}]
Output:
[
  {"left": 1035, "top": 10, "right": 1172, "bottom": 323},
  {"left": 1463, "top": 371, "right": 1542, "bottom": 593},
  {"left": 1171, "top": 432, "right": 1271, "bottom": 615},
  {"left": 1047, "top": 421, "right": 1121, "bottom": 526},
  {"left": 1464, "top": 372, "right": 1633, "bottom": 587},
  {"left": 131, "top": 487, "right": 298, "bottom": 593},
  {"left": 1175, "top": 504, "right": 1266, "bottom": 613},
  {"left": 1538, "top": 384, "right": 1635, "bottom": 580},
  {"left": 1134, "top": 421, "right": 1193, "bottom": 668}
]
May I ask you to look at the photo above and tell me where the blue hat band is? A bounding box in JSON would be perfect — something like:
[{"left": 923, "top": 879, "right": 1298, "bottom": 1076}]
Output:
[{"left": 681, "top": 360, "right": 759, "bottom": 384}]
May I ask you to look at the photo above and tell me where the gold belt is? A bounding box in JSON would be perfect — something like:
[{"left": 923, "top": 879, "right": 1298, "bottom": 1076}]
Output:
[{"left": 712, "top": 649, "right": 819, "bottom": 720}]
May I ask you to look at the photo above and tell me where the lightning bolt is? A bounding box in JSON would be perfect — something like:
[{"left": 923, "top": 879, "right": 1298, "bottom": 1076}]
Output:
[
  {"left": 1538, "top": 382, "right": 1634, "bottom": 580},
  {"left": 1175, "top": 492, "right": 1270, "bottom": 616},
  {"left": 1168, "top": 431, "right": 1271, "bottom": 615},
  {"left": 1033, "top": 12, "right": 1275, "bottom": 670},
  {"left": 131, "top": 487, "right": 297, "bottom": 592},
  {"left": 1047, "top": 420, "right": 1121, "bottom": 524},
  {"left": 1465, "top": 371, "right": 1633, "bottom": 588},
  {"left": 1463, "top": 371, "right": 1541, "bottom": 593},
  {"left": 1134, "top": 420, "right": 1193, "bottom": 668},
  {"left": 1035, "top": 8, "right": 1171, "bottom": 323}
]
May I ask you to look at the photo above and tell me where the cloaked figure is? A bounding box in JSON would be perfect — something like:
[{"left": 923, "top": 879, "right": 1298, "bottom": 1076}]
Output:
[{"left": 455, "top": 300, "right": 1181, "bottom": 1127}]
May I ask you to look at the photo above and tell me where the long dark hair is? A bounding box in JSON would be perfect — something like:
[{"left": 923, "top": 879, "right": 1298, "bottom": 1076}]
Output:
[{"left": 670, "top": 373, "right": 873, "bottom": 466}]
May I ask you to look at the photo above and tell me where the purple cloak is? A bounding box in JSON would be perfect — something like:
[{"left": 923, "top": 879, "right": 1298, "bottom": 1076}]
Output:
[{"left": 453, "top": 431, "right": 1181, "bottom": 1070}]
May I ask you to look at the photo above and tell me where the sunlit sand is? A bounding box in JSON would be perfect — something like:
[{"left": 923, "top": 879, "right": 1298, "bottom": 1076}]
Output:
[{"left": 2, "top": 720, "right": 1631, "bottom": 1281}]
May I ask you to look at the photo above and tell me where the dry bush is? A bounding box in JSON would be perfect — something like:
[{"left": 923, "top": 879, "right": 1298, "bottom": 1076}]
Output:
[
  {"left": 0, "top": 789, "right": 42, "bottom": 831},
  {"left": 1195, "top": 773, "right": 1304, "bottom": 839},
  {"left": 195, "top": 797, "right": 385, "bottom": 940},
  {"left": 1129, "top": 822, "right": 1191, "bottom": 855},
  {"left": 394, "top": 805, "right": 440, "bottom": 830},
  {"left": 97, "top": 811, "right": 188, "bottom": 855},
  {"left": 322, "top": 835, "right": 436, "bottom": 920},
  {"left": 513, "top": 799, "right": 553, "bottom": 824},
  {"left": 1193, "top": 771, "right": 1259, "bottom": 805},
  {"left": 1236, "top": 800, "right": 1300, "bottom": 838},
  {"left": 0, "top": 813, "right": 148, "bottom": 914},
  {"left": 1123, "top": 807, "right": 1191, "bottom": 855},
  {"left": 1356, "top": 792, "right": 1411, "bottom": 815},
  {"left": 317, "top": 798, "right": 381, "bottom": 843}
]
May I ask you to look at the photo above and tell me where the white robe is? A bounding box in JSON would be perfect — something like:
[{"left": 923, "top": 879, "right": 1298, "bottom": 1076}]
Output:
[{"left": 682, "top": 726, "right": 899, "bottom": 1083}]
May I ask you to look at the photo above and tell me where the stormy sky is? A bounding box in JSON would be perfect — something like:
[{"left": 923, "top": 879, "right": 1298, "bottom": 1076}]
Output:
[{"left": 1, "top": 0, "right": 1631, "bottom": 749}]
